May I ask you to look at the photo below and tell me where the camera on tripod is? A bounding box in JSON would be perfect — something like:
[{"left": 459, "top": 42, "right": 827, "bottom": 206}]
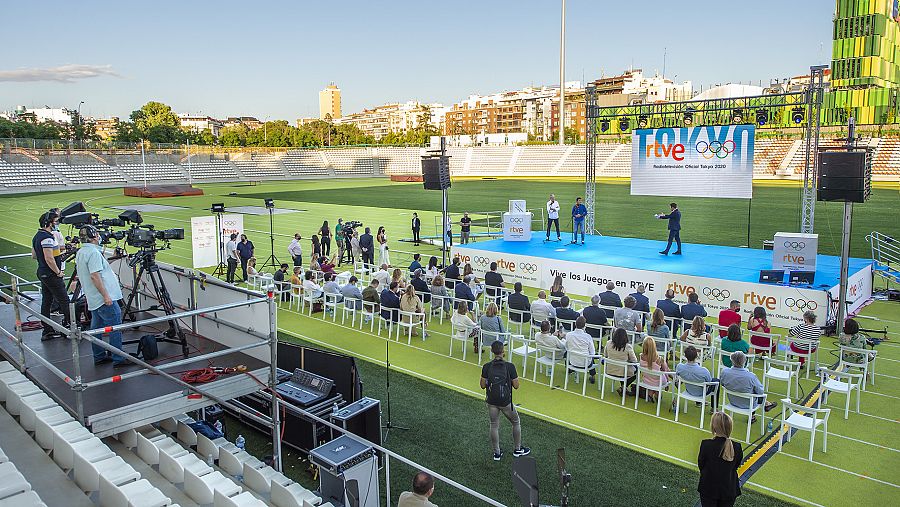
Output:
[
  {"left": 342, "top": 220, "right": 363, "bottom": 235},
  {"left": 125, "top": 225, "right": 185, "bottom": 249}
]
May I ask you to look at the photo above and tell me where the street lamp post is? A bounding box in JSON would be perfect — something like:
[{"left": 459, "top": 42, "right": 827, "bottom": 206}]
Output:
[{"left": 559, "top": 0, "right": 566, "bottom": 146}]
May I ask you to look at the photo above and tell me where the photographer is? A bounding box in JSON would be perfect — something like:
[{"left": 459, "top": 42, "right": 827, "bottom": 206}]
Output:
[
  {"left": 75, "top": 225, "right": 126, "bottom": 367},
  {"left": 32, "top": 212, "right": 70, "bottom": 340}
]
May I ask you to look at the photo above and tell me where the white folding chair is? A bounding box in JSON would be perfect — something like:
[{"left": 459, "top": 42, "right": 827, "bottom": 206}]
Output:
[
  {"left": 634, "top": 365, "right": 672, "bottom": 416},
  {"left": 288, "top": 284, "right": 304, "bottom": 312},
  {"left": 838, "top": 344, "right": 877, "bottom": 389},
  {"left": 397, "top": 310, "right": 427, "bottom": 344},
  {"left": 506, "top": 307, "right": 530, "bottom": 336},
  {"left": 341, "top": 297, "right": 361, "bottom": 326},
  {"left": 748, "top": 331, "right": 781, "bottom": 356},
  {"left": 714, "top": 348, "right": 757, "bottom": 377},
  {"left": 358, "top": 301, "right": 377, "bottom": 332},
  {"left": 779, "top": 398, "right": 831, "bottom": 461},
  {"left": 677, "top": 340, "right": 717, "bottom": 371},
  {"left": 449, "top": 322, "right": 477, "bottom": 361},
  {"left": 819, "top": 368, "right": 862, "bottom": 419},
  {"left": 303, "top": 290, "right": 324, "bottom": 316},
  {"left": 532, "top": 346, "right": 564, "bottom": 387},
  {"left": 720, "top": 387, "right": 767, "bottom": 443},
  {"left": 599, "top": 357, "right": 636, "bottom": 406},
  {"left": 508, "top": 334, "right": 535, "bottom": 376},
  {"left": 556, "top": 317, "right": 577, "bottom": 335},
  {"left": 762, "top": 356, "right": 801, "bottom": 400},
  {"left": 563, "top": 351, "right": 598, "bottom": 396},
  {"left": 322, "top": 292, "right": 341, "bottom": 321},
  {"left": 674, "top": 376, "right": 719, "bottom": 429},
  {"left": 377, "top": 307, "right": 398, "bottom": 338},
  {"left": 785, "top": 336, "right": 819, "bottom": 378}
]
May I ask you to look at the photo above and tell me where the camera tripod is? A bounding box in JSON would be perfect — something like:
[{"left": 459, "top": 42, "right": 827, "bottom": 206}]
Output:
[{"left": 121, "top": 247, "right": 189, "bottom": 358}]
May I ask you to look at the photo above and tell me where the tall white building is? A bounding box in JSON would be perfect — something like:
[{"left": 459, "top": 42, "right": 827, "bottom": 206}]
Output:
[{"left": 178, "top": 114, "right": 224, "bottom": 137}]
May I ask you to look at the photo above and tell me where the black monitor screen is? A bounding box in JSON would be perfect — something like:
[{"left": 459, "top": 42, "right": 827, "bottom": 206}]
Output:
[
  {"left": 759, "top": 270, "right": 784, "bottom": 284},
  {"left": 789, "top": 270, "right": 815, "bottom": 284}
]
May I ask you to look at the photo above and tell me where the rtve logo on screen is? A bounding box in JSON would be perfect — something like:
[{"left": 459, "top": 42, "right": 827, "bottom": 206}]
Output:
[{"left": 634, "top": 125, "right": 754, "bottom": 164}]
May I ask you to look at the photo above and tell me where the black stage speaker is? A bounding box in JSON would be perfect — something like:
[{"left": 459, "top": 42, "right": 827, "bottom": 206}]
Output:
[
  {"left": 817, "top": 151, "right": 870, "bottom": 202},
  {"left": 421, "top": 156, "right": 450, "bottom": 190}
]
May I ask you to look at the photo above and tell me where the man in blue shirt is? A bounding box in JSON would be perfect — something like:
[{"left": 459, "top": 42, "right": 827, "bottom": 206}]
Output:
[
  {"left": 409, "top": 253, "right": 422, "bottom": 273},
  {"left": 75, "top": 225, "right": 126, "bottom": 367},
  {"left": 675, "top": 345, "right": 717, "bottom": 403},
  {"left": 570, "top": 197, "right": 587, "bottom": 245},
  {"left": 656, "top": 202, "right": 682, "bottom": 255},
  {"left": 681, "top": 292, "right": 708, "bottom": 331},
  {"left": 719, "top": 351, "right": 777, "bottom": 414}
]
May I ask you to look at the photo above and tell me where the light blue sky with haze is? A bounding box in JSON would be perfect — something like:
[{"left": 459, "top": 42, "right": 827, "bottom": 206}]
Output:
[{"left": 0, "top": 0, "right": 833, "bottom": 120}]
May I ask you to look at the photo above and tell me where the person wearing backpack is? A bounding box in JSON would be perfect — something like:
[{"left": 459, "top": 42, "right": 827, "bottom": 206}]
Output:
[{"left": 480, "top": 340, "right": 530, "bottom": 461}]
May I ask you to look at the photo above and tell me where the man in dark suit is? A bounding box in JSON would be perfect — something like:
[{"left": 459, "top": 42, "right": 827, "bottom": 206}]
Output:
[
  {"left": 657, "top": 202, "right": 682, "bottom": 255},
  {"left": 628, "top": 283, "right": 651, "bottom": 325},
  {"left": 411, "top": 269, "right": 431, "bottom": 304},
  {"left": 581, "top": 295, "right": 608, "bottom": 338},
  {"left": 681, "top": 292, "right": 708, "bottom": 331},
  {"left": 507, "top": 283, "right": 531, "bottom": 324},
  {"left": 554, "top": 296, "right": 580, "bottom": 332},
  {"left": 455, "top": 275, "right": 477, "bottom": 311},
  {"left": 359, "top": 227, "right": 375, "bottom": 267},
  {"left": 443, "top": 257, "right": 461, "bottom": 280},
  {"left": 656, "top": 289, "right": 682, "bottom": 330},
  {"left": 411, "top": 212, "right": 421, "bottom": 246},
  {"left": 380, "top": 281, "right": 401, "bottom": 322},
  {"left": 597, "top": 282, "right": 622, "bottom": 319},
  {"left": 484, "top": 262, "right": 505, "bottom": 305}
]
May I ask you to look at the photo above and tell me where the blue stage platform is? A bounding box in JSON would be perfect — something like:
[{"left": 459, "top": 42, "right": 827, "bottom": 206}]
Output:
[{"left": 457, "top": 235, "right": 870, "bottom": 291}]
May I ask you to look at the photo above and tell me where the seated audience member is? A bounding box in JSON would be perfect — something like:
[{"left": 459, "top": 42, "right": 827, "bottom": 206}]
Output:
[
  {"left": 430, "top": 275, "right": 451, "bottom": 316},
  {"left": 409, "top": 253, "right": 423, "bottom": 273},
  {"left": 697, "top": 412, "right": 742, "bottom": 507},
  {"left": 613, "top": 296, "right": 644, "bottom": 334},
  {"left": 638, "top": 336, "right": 670, "bottom": 402},
  {"left": 398, "top": 471, "right": 438, "bottom": 507},
  {"left": 372, "top": 263, "right": 391, "bottom": 288},
  {"left": 681, "top": 316, "right": 712, "bottom": 354},
  {"left": 362, "top": 278, "right": 381, "bottom": 312},
  {"left": 839, "top": 318, "right": 872, "bottom": 365},
  {"left": 748, "top": 306, "right": 774, "bottom": 355},
  {"left": 506, "top": 282, "right": 531, "bottom": 324},
  {"left": 455, "top": 275, "right": 477, "bottom": 311},
  {"left": 628, "top": 284, "right": 651, "bottom": 315},
  {"left": 647, "top": 308, "right": 671, "bottom": 354},
  {"left": 309, "top": 255, "right": 321, "bottom": 272},
  {"left": 341, "top": 276, "right": 363, "bottom": 310},
  {"left": 380, "top": 281, "right": 401, "bottom": 322},
  {"left": 302, "top": 270, "right": 323, "bottom": 300},
  {"left": 720, "top": 324, "right": 749, "bottom": 368},
  {"left": 535, "top": 320, "right": 566, "bottom": 353},
  {"left": 479, "top": 302, "right": 506, "bottom": 341},
  {"left": 719, "top": 351, "right": 777, "bottom": 414},
  {"left": 555, "top": 296, "right": 580, "bottom": 332},
  {"left": 290, "top": 266, "right": 303, "bottom": 293},
  {"left": 411, "top": 269, "right": 431, "bottom": 304},
  {"left": 566, "top": 316, "right": 597, "bottom": 383},
  {"left": 322, "top": 272, "right": 342, "bottom": 304},
  {"left": 549, "top": 275, "right": 566, "bottom": 308},
  {"left": 450, "top": 301, "right": 479, "bottom": 344},
  {"left": 484, "top": 262, "right": 505, "bottom": 303},
  {"left": 426, "top": 256, "right": 440, "bottom": 278},
  {"left": 598, "top": 282, "right": 622, "bottom": 318},
  {"left": 467, "top": 273, "right": 484, "bottom": 299},
  {"left": 273, "top": 263, "right": 290, "bottom": 302},
  {"left": 246, "top": 257, "right": 259, "bottom": 278},
  {"left": 530, "top": 290, "right": 556, "bottom": 327},
  {"left": 399, "top": 284, "right": 426, "bottom": 336},
  {"left": 788, "top": 311, "right": 822, "bottom": 365},
  {"left": 675, "top": 345, "right": 718, "bottom": 403},
  {"left": 717, "top": 300, "right": 742, "bottom": 338},
  {"left": 319, "top": 255, "right": 336, "bottom": 274},
  {"left": 443, "top": 257, "right": 461, "bottom": 280},
  {"left": 604, "top": 327, "right": 638, "bottom": 395},
  {"left": 655, "top": 288, "right": 682, "bottom": 330},
  {"left": 391, "top": 267, "right": 408, "bottom": 289},
  {"left": 681, "top": 292, "right": 708, "bottom": 331},
  {"left": 462, "top": 262, "right": 474, "bottom": 280},
  {"left": 580, "top": 295, "right": 608, "bottom": 339}
]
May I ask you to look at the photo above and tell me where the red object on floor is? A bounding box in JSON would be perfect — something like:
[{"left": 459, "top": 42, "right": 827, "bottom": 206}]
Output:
[{"left": 124, "top": 185, "right": 204, "bottom": 198}]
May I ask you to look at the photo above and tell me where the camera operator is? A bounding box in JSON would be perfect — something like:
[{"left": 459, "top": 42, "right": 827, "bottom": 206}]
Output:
[
  {"left": 75, "top": 225, "right": 126, "bottom": 367},
  {"left": 32, "top": 212, "right": 70, "bottom": 340}
]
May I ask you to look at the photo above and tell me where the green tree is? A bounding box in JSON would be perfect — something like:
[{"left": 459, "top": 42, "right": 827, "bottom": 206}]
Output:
[{"left": 220, "top": 125, "right": 248, "bottom": 147}]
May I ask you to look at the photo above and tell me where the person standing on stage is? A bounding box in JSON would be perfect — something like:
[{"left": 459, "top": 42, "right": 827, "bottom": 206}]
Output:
[
  {"left": 359, "top": 227, "right": 375, "bottom": 268},
  {"left": 656, "top": 202, "right": 682, "bottom": 255},
  {"left": 334, "top": 219, "right": 345, "bottom": 266},
  {"left": 32, "top": 212, "right": 70, "bottom": 340},
  {"left": 236, "top": 234, "right": 255, "bottom": 282},
  {"left": 546, "top": 193, "right": 561, "bottom": 241},
  {"left": 571, "top": 197, "right": 587, "bottom": 245},
  {"left": 411, "top": 213, "right": 421, "bottom": 246},
  {"left": 460, "top": 212, "right": 472, "bottom": 244}
]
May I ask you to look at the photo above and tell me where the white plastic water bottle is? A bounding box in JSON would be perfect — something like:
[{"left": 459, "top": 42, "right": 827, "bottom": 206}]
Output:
[
  {"left": 235, "top": 434, "right": 245, "bottom": 450},
  {"left": 207, "top": 454, "right": 214, "bottom": 466}
]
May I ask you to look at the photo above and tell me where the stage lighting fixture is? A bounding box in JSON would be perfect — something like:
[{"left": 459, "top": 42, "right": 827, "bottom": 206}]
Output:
[
  {"left": 211, "top": 203, "right": 225, "bottom": 213},
  {"left": 618, "top": 117, "right": 630, "bottom": 131},
  {"left": 792, "top": 107, "right": 805, "bottom": 124},
  {"left": 756, "top": 109, "right": 769, "bottom": 126},
  {"left": 264, "top": 198, "right": 275, "bottom": 209},
  {"left": 638, "top": 115, "right": 649, "bottom": 128},
  {"left": 731, "top": 109, "right": 743, "bottom": 124},
  {"left": 600, "top": 119, "right": 610, "bottom": 132}
]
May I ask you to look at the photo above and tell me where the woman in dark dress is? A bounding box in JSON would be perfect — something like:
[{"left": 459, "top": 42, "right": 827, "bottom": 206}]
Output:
[
  {"left": 698, "top": 412, "right": 743, "bottom": 507},
  {"left": 310, "top": 235, "right": 321, "bottom": 260},
  {"left": 319, "top": 221, "right": 331, "bottom": 256}
]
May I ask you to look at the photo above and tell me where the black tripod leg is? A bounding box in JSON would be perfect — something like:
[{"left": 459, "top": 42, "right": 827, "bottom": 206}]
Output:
[
  {"left": 121, "top": 264, "right": 147, "bottom": 321},
  {"left": 148, "top": 267, "right": 189, "bottom": 358}
]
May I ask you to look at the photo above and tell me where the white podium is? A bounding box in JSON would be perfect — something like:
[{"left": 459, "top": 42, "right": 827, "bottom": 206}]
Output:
[
  {"left": 503, "top": 212, "right": 532, "bottom": 241},
  {"left": 773, "top": 232, "right": 818, "bottom": 271}
]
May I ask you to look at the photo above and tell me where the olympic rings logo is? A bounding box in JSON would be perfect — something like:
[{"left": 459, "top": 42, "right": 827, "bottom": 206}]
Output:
[
  {"left": 702, "top": 287, "right": 731, "bottom": 301},
  {"left": 519, "top": 262, "right": 538, "bottom": 274},
  {"left": 695, "top": 140, "right": 736, "bottom": 159},
  {"left": 785, "top": 298, "right": 817, "bottom": 311},
  {"left": 783, "top": 241, "right": 806, "bottom": 250},
  {"left": 472, "top": 256, "right": 489, "bottom": 267},
  {"left": 508, "top": 217, "right": 525, "bottom": 224}
]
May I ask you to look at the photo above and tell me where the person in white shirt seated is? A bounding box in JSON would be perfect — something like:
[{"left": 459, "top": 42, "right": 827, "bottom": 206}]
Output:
[
  {"left": 530, "top": 290, "right": 557, "bottom": 328},
  {"left": 565, "top": 316, "right": 597, "bottom": 383},
  {"left": 322, "top": 272, "right": 342, "bottom": 304},
  {"left": 302, "top": 270, "right": 323, "bottom": 299},
  {"left": 372, "top": 263, "right": 391, "bottom": 288},
  {"left": 534, "top": 320, "right": 566, "bottom": 354}
]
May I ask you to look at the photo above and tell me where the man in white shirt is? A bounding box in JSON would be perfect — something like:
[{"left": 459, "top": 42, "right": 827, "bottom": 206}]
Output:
[
  {"left": 224, "top": 233, "right": 239, "bottom": 284},
  {"left": 565, "top": 316, "right": 596, "bottom": 383},
  {"left": 530, "top": 290, "right": 556, "bottom": 327},
  {"left": 372, "top": 263, "right": 391, "bottom": 288},
  {"left": 546, "top": 193, "right": 561, "bottom": 241},
  {"left": 287, "top": 233, "right": 303, "bottom": 267}
]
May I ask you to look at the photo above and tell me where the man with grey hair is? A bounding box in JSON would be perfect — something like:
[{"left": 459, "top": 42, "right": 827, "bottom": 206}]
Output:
[
  {"left": 719, "top": 351, "right": 777, "bottom": 417},
  {"left": 580, "top": 295, "right": 608, "bottom": 338},
  {"left": 530, "top": 290, "right": 556, "bottom": 327},
  {"left": 597, "top": 281, "right": 622, "bottom": 319},
  {"left": 613, "top": 296, "right": 644, "bottom": 334},
  {"left": 628, "top": 283, "right": 651, "bottom": 314}
]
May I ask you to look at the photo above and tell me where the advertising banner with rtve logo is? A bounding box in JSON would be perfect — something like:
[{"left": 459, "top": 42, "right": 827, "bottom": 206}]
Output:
[{"left": 631, "top": 125, "right": 755, "bottom": 199}]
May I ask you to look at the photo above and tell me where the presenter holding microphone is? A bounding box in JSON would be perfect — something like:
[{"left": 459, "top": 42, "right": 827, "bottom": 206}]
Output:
[
  {"left": 656, "top": 202, "right": 682, "bottom": 255},
  {"left": 545, "top": 194, "right": 561, "bottom": 242},
  {"left": 571, "top": 197, "right": 586, "bottom": 245}
]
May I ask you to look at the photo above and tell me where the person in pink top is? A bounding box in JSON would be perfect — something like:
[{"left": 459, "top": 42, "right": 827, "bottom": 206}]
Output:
[
  {"left": 639, "top": 336, "right": 670, "bottom": 403},
  {"left": 747, "top": 306, "right": 774, "bottom": 355}
]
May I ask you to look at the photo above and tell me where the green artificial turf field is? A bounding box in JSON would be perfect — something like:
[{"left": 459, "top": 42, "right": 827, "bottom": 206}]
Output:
[{"left": 0, "top": 178, "right": 898, "bottom": 506}]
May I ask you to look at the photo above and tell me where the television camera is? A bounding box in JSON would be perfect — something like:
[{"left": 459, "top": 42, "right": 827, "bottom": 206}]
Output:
[{"left": 342, "top": 220, "right": 363, "bottom": 236}]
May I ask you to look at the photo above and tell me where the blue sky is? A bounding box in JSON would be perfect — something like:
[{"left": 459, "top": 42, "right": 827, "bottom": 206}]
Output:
[{"left": 1, "top": 0, "right": 834, "bottom": 121}]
